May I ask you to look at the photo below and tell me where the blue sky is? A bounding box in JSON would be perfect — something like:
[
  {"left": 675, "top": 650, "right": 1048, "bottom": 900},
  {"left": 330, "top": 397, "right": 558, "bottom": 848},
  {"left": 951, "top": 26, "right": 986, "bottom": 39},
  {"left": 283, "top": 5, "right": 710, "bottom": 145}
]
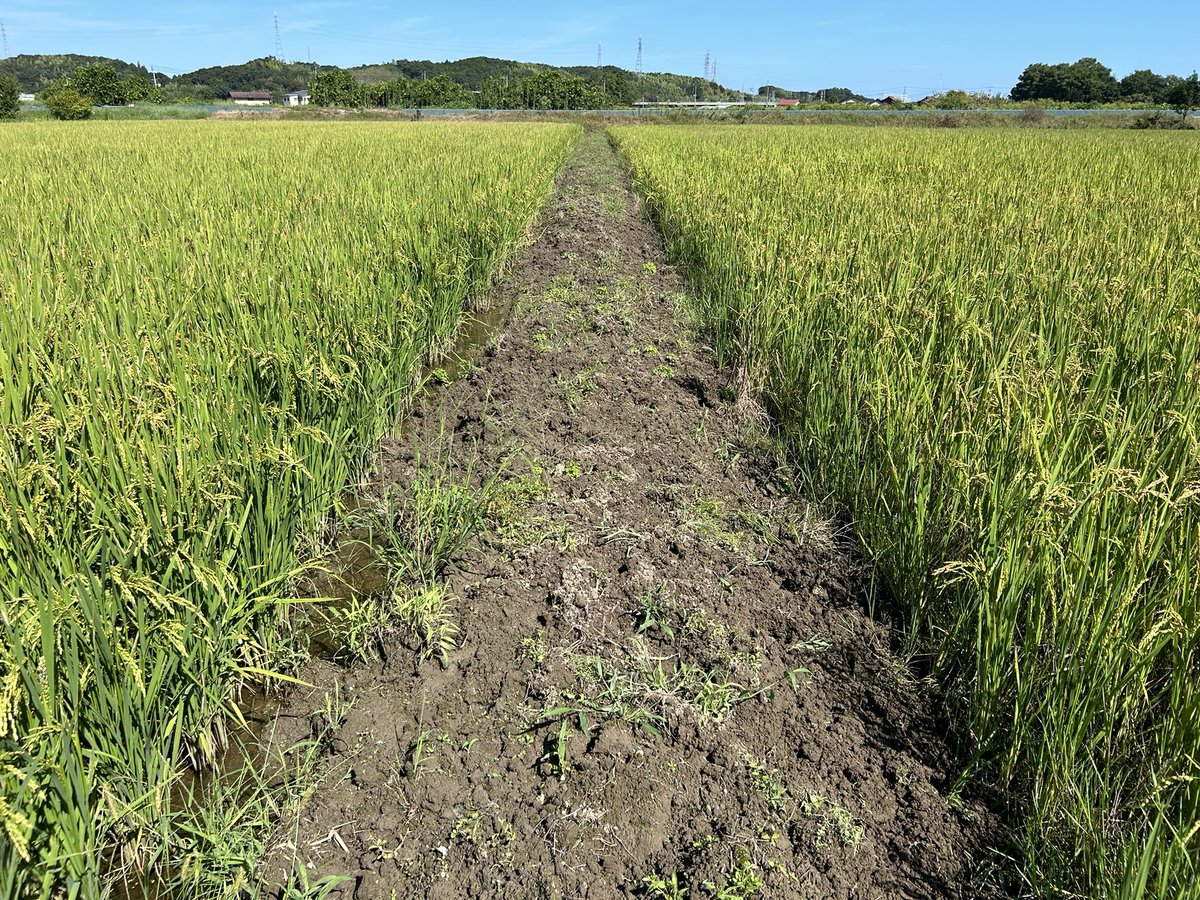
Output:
[{"left": 2, "top": 0, "right": 1197, "bottom": 96}]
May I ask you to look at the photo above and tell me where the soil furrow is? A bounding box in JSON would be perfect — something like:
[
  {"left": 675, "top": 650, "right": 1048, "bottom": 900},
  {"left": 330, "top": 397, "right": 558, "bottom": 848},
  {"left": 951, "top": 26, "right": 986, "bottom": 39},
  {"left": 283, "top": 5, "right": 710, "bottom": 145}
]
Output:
[{"left": 263, "top": 129, "right": 1001, "bottom": 899}]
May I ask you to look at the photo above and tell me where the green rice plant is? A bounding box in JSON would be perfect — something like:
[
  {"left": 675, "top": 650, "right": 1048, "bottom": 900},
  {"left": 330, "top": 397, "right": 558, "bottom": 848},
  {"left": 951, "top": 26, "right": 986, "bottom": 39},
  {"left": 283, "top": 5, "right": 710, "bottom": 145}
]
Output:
[
  {"left": 0, "top": 120, "right": 579, "bottom": 894},
  {"left": 612, "top": 124, "right": 1200, "bottom": 899}
]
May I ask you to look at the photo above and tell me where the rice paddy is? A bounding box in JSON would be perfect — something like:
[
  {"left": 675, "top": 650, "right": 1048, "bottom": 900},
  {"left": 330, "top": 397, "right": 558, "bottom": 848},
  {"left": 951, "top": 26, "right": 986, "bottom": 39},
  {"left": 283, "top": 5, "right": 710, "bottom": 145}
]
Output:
[
  {"left": 3, "top": 115, "right": 1197, "bottom": 898},
  {"left": 610, "top": 125, "right": 1200, "bottom": 898},
  {"left": 0, "top": 120, "right": 578, "bottom": 895}
]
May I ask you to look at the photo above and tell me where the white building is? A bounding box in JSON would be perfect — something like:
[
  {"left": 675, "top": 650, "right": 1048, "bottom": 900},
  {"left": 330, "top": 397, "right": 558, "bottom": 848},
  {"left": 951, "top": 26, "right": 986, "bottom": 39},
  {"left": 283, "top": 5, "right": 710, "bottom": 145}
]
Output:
[
  {"left": 229, "top": 91, "right": 271, "bottom": 106},
  {"left": 18, "top": 93, "right": 34, "bottom": 103},
  {"left": 283, "top": 90, "right": 309, "bottom": 107}
]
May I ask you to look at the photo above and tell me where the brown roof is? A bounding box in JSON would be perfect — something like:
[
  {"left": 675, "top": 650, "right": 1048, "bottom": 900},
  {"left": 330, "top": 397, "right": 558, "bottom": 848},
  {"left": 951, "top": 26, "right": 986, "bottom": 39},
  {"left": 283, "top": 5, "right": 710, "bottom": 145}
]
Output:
[{"left": 229, "top": 91, "right": 271, "bottom": 100}]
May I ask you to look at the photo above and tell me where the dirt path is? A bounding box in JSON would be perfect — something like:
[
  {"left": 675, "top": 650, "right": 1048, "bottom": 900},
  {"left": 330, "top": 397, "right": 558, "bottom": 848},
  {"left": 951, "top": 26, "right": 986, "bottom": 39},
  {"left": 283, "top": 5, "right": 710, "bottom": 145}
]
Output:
[{"left": 264, "top": 130, "right": 1000, "bottom": 899}]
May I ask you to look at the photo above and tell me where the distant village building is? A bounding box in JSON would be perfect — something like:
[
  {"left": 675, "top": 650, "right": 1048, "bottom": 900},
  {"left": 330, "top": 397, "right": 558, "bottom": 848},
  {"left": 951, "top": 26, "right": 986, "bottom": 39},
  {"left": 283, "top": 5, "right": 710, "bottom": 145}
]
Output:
[
  {"left": 229, "top": 91, "right": 272, "bottom": 106},
  {"left": 282, "top": 90, "right": 309, "bottom": 107},
  {"left": 18, "top": 93, "right": 34, "bottom": 103},
  {"left": 776, "top": 98, "right": 800, "bottom": 107}
]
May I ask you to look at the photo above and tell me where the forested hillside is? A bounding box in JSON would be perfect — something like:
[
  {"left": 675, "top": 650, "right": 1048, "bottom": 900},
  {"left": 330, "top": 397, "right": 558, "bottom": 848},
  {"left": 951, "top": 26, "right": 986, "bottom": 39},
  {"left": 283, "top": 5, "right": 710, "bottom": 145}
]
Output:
[{"left": 0, "top": 54, "right": 160, "bottom": 92}]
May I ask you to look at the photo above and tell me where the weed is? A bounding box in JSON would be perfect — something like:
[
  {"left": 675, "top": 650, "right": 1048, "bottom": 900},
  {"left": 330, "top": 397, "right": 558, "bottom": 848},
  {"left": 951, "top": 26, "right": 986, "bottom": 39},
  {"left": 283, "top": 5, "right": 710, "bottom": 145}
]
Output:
[
  {"left": 801, "top": 794, "right": 864, "bottom": 852},
  {"left": 356, "top": 442, "right": 496, "bottom": 587},
  {"left": 279, "top": 868, "right": 350, "bottom": 899},
  {"left": 602, "top": 193, "right": 626, "bottom": 218},
  {"left": 520, "top": 630, "right": 549, "bottom": 666},
  {"left": 539, "top": 719, "right": 573, "bottom": 781},
  {"left": 406, "top": 729, "right": 432, "bottom": 780},
  {"left": 643, "top": 871, "right": 688, "bottom": 898},
  {"left": 485, "top": 470, "right": 550, "bottom": 548},
  {"left": 558, "top": 362, "right": 603, "bottom": 411},
  {"left": 745, "top": 756, "right": 790, "bottom": 816},
  {"left": 634, "top": 582, "right": 676, "bottom": 640},
  {"left": 703, "top": 846, "right": 763, "bottom": 898}
]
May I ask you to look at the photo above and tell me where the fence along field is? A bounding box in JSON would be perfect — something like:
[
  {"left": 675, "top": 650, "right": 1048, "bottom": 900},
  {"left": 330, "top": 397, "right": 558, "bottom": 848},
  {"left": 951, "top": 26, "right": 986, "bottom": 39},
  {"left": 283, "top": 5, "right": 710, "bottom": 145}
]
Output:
[
  {"left": 611, "top": 125, "right": 1200, "bottom": 898},
  {"left": 0, "top": 120, "right": 579, "bottom": 894}
]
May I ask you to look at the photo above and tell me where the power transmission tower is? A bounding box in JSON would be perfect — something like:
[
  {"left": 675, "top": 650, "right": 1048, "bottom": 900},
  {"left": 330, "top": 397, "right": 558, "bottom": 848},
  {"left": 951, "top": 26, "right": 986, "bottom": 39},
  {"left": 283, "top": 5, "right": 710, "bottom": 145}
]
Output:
[
  {"left": 703, "top": 50, "right": 711, "bottom": 81},
  {"left": 597, "top": 43, "right": 602, "bottom": 68},
  {"left": 1, "top": 22, "right": 10, "bottom": 57},
  {"left": 274, "top": 12, "right": 284, "bottom": 60},
  {"left": 711, "top": 58, "right": 717, "bottom": 84},
  {"left": 635, "top": 36, "right": 643, "bottom": 79}
]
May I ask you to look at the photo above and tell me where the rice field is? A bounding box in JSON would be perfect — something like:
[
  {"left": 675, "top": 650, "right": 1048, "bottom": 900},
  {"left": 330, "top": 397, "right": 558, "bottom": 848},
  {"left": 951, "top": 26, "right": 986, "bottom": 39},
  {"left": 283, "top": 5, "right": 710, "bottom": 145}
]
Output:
[
  {"left": 0, "top": 120, "right": 579, "bottom": 895},
  {"left": 611, "top": 125, "right": 1200, "bottom": 898}
]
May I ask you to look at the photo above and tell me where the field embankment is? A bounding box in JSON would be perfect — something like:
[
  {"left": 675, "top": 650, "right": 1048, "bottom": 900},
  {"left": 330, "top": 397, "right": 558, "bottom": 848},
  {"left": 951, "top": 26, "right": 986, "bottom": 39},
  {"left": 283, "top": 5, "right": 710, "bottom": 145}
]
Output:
[
  {"left": 610, "top": 125, "right": 1200, "bottom": 898},
  {"left": 257, "top": 127, "right": 1001, "bottom": 899},
  {"left": 0, "top": 120, "right": 578, "bottom": 894}
]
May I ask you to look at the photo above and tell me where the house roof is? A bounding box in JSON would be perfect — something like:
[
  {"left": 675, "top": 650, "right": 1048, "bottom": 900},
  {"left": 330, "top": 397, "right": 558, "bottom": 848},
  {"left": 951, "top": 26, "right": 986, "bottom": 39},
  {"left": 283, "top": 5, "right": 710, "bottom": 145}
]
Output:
[{"left": 229, "top": 91, "right": 272, "bottom": 100}]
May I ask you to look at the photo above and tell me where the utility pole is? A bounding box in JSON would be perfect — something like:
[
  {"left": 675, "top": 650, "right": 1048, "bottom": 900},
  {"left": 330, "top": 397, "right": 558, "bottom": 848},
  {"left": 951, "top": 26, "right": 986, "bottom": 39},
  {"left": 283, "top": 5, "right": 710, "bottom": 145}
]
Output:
[{"left": 274, "top": 12, "right": 284, "bottom": 60}]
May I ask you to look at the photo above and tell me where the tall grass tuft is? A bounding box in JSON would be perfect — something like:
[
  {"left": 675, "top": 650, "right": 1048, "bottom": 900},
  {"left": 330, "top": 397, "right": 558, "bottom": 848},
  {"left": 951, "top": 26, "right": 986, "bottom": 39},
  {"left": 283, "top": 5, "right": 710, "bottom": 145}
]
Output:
[{"left": 612, "top": 124, "right": 1200, "bottom": 899}]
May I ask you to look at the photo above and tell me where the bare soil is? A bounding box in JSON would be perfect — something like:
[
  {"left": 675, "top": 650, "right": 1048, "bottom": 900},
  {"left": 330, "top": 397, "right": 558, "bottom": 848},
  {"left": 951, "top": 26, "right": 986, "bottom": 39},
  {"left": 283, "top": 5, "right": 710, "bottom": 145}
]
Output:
[{"left": 263, "top": 130, "right": 1004, "bottom": 899}]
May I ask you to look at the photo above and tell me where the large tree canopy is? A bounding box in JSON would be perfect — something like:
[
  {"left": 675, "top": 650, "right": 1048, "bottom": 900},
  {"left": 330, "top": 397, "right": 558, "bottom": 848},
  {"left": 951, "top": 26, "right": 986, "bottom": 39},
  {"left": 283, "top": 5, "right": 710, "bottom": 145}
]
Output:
[{"left": 1010, "top": 58, "right": 1120, "bottom": 103}]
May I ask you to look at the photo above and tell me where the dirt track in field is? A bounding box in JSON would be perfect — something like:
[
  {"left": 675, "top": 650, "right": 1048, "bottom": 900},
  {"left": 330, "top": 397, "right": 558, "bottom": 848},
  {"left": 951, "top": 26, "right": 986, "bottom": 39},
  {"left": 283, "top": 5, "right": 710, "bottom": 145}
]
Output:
[{"left": 262, "top": 129, "right": 1005, "bottom": 899}]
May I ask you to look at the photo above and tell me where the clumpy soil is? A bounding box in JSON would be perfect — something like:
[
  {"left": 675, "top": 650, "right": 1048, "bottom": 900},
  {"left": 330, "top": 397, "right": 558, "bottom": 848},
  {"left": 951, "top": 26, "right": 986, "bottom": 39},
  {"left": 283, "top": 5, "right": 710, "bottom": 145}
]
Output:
[{"left": 262, "top": 130, "right": 1003, "bottom": 899}]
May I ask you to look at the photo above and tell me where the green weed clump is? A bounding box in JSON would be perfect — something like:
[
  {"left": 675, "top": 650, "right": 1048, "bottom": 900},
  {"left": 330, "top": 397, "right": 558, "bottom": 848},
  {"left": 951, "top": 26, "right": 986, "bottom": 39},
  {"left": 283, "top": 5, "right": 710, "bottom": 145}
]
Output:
[
  {"left": 0, "top": 120, "right": 579, "bottom": 894},
  {"left": 612, "top": 124, "right": 1200, "bottom": 899}
]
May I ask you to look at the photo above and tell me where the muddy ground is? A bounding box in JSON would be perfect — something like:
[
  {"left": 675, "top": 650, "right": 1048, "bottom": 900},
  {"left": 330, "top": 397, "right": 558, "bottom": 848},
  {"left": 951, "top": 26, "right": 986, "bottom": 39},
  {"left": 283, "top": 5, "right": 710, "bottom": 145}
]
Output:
[{"left": 260, "top": 130, "right": 1006, "bottom": 899}]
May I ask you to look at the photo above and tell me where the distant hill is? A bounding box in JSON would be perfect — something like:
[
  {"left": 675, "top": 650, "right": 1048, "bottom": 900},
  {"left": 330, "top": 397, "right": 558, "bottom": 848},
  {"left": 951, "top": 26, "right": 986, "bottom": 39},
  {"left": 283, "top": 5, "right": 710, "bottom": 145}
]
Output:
[
  {"left": 350, "top": 57, "right": 746, "bottom": 104},
  {"left": 757, "top": 84, "right": 873, "bottom": 104},
  {"left": 0, "top": 54, "right": 161, "bottom": 92},
  {"left": 0, "top": 51, "right": 827, "bottom": 105},
  {"left": 167, "top": 57, "right": 336, "bottom": 101}
]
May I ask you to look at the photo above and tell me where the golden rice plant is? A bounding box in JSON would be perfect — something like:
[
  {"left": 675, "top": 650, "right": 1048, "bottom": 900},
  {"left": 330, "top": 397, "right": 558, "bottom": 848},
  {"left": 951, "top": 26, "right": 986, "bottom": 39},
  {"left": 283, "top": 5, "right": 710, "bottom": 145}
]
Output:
[
  {"left": 0, "top": 120, "right": 578, "bottom": 894},
  {"left": 612, "top": 124, "right": 1200, "bottom": 899}
]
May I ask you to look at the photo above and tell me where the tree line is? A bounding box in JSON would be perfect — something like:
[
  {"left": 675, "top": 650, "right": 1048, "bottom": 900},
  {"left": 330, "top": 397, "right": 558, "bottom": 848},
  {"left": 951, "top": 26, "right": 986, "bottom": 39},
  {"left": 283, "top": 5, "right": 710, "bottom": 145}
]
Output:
[
  {"left": 308, "top": 67, "right": 630, "bottom": 110},
  {"left": 1011, "top": 57, "right": 1198, "bottom": 110}
]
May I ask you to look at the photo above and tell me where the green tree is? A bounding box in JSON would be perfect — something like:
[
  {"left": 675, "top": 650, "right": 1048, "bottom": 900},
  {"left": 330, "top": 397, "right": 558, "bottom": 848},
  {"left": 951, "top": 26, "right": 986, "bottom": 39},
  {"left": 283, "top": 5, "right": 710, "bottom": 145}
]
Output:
[
  {"left": 1166, "top": 72, "right": 1200, "bottom": 124},
  {"left": 1011, "top": 58, "right": 1119, "bottom": 104},
  {"left": 480, "top": 76, "right": 514, "bottom": 109},
  {"left": 934, "top": 89, "right": 973, "bottom": 109},
  {"left": 44, "top": 80, "right": 93, "bottom": 119},
  {"left": 1065, "top": 57, "right": 1119, "bottom": 103},
  {"left": 0, "top": 73, "right": 19, "bottom": 119},
  {"left": 1120, "top": 69, "right": 1170, "bottom": 104},
  {"left": 308, "top": 68, "right": 363, "bottom": 107},
  {"left": 406, "top": 74, "right": 475, "bottom": 108},
  {"left": 72, "top": 63, "right": 125, "bottom": 105},
  {"left": 120, "top": 77, "right": 164, "bottom": 103}
]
